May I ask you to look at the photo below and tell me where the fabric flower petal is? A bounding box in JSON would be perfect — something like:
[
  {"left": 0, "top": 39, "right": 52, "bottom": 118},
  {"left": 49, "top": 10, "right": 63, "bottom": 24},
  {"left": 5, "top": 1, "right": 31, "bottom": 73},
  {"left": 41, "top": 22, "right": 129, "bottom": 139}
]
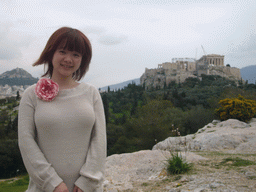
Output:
[{"left": 34, "top": 78, "right": 59, "bottom": 101}]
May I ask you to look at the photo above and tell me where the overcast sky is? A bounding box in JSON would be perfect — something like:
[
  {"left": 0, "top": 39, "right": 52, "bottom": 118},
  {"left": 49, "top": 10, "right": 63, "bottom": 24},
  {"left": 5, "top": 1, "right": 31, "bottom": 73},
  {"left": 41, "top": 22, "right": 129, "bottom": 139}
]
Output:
[{"left": 0, "top": 0, "right": 256, "bottom": 88}]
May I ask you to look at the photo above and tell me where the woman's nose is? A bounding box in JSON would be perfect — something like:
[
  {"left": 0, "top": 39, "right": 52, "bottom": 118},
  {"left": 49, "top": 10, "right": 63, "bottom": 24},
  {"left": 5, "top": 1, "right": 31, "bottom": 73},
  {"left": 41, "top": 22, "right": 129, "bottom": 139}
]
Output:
[{"left": 64, "top": 53, "right": 72, "bottom": 63}]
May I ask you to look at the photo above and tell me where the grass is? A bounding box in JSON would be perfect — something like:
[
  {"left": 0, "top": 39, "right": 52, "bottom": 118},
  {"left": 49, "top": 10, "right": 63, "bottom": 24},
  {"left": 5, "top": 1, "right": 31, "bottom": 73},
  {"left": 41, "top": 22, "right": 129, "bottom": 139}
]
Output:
[
  {"left": 173, "top": 175, "right": 182, "bottom": 181},
  {"left": 247, "top": 176, "right": 256, "bottom": 180},
  {"left": 207, "top": 130, "right": 216, "bottom": 133},
  {"left": 0, "top": 175, "right": 29, "bottom": 192},
  {"left": 220, "top": 157, "right": 256, "bottom": 167},
  {"left": 195, "top": 151, "right": 256, "bottom": 157},
  {"left": 195, "top": 151, "right": 256, "bottom": 173},
  {"left": 165, "top": 153, "right": 193, "bottom": 175},
  {"left": 141, "top": 182, "right": 149, "bottom": 186}
]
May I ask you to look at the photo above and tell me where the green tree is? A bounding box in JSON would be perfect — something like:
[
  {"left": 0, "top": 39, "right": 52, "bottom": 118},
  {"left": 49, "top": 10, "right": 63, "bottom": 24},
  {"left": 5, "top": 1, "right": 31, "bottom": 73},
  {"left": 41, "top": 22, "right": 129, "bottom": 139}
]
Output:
[
  {"left": 125, "top": 100, "right": 174, "bottom": 150},
  {"left": 102, "top": 93, "right": 109, "bottom": 124},
  {"left": 182, "top": 77, "right": 200, "bottom": 88},
  {"left": 16, "top": 91, "right": 20, "bottom": 100},
  {"left": 130, "top": 92, "right": 138, "bottom": 116},
  {"left": 0, "top": 140, "right": 27, "bottom": 178},
  {"left": 106, "top": 123, "right": 125, "bottom": 155},
  {"left": 182, "top": 105, "right": 215, "bottom": 134}
]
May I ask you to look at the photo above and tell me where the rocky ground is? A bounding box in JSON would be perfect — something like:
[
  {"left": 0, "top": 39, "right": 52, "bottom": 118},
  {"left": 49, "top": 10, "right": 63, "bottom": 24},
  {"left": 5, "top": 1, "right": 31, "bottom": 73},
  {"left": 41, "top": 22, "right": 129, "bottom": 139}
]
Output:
[{"left": 103, "top": 119, "right": 256, "bottom": 192}]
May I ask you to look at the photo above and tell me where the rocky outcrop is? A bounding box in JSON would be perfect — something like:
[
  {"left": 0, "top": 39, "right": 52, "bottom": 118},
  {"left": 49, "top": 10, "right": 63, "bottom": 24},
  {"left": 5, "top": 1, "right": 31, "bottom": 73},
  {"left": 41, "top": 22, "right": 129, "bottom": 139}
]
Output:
[
  {"left": 104, "top": 150, "right": 206, "bottom": 191},
  {"left": 103, "top": 119, "right": 256, "bottom": 191},
  {"left": 152, "top": 119, "right": 256, "bottom": 153},
  {"left": 208, "top": 65, "right": 241, "bottom": 81}
]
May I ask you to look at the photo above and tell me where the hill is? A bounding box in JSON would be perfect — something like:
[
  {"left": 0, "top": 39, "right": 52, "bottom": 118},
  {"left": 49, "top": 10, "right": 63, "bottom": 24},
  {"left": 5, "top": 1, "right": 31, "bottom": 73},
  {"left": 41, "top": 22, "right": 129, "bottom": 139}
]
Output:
[
  {"left": 0, "top": 68, "right": 38, "bottom": 86},
  {"left": 100, "top": 78, "right": 140, "bottom": 91},
  {"left": 240, "top": 65, "right": 256, "bottom": 84}
]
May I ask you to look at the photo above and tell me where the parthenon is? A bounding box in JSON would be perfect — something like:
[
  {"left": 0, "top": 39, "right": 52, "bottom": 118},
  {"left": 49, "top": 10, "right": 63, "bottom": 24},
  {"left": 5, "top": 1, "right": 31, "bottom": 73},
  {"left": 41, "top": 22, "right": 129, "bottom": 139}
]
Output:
[{"left": 197, "top": 54, "right": 224, "bottom": 66}]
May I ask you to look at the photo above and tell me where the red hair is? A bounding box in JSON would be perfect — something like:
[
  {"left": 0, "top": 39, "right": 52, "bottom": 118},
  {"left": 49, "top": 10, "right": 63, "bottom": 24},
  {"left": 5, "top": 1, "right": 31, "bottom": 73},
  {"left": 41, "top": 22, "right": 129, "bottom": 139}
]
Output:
[{"left": 33, "top": 27, "right": 92, "bottom": 81}]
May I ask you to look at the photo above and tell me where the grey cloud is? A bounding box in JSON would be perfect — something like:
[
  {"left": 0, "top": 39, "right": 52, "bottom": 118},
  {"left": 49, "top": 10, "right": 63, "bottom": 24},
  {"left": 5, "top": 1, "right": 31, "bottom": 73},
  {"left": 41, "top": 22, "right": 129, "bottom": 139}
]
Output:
[
  {"left": 98, "top": 34, "right": 128, "bottom": 45},
  {"left": 0, "top": 22, "right": 32, "bottom": 60},
  {"left": 0, "top": 43, "right": 22, "bottom": 60},
  {"left": 225, "top": 34, "right": 256, "bottom": 68},
  {"left": 81, "top": 25, "right": 128, "bottom": 45},
  {"left": 0, "top": 22, "right": 11, "bottom": 40},
  {"left": 232, "top": 35, "right": 256, "bottom": 59},
  {"left": 239, "top": 37, "right": 256, "bottom": 54},
  {"left": 83, "top": 26, "right": 106, "bottom": 35}
]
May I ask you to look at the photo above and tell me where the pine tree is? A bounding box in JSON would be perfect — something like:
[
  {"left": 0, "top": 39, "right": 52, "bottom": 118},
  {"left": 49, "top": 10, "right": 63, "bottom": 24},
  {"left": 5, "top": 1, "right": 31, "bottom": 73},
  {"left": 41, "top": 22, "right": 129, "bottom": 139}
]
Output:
[
  {"left": 16, "top": 91, "right": 20, "bottom": 100},
  {"left": 102, "top": 93, "right": 109, "bottom": 124}
]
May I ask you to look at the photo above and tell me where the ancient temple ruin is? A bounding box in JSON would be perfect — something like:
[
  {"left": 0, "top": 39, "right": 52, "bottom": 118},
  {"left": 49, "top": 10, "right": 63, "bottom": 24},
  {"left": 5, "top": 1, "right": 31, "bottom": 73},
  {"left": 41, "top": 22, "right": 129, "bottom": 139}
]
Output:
[{"left": 140, "top": 54, "right": 241, "bottom": 89}]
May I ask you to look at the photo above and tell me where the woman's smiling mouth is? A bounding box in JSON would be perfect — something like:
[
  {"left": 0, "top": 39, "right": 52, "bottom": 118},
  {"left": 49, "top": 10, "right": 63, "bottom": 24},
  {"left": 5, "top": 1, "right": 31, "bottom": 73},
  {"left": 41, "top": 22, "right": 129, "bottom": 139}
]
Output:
[{"left": 60, "top": 64, "right": 73, "bottom": 69}]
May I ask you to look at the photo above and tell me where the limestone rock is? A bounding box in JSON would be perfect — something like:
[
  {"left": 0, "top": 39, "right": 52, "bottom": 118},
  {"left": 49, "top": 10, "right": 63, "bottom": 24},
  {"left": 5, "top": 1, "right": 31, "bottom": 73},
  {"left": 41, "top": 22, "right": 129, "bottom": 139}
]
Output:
[
  {"left": 104, "top": 118, "right": 256, "bottom": 191},
  {"left": 104, "top": 150, "right": 206, "bottom": 191},
  {"left": 153, "top": 119, "right": 256, "bottom": 153}
]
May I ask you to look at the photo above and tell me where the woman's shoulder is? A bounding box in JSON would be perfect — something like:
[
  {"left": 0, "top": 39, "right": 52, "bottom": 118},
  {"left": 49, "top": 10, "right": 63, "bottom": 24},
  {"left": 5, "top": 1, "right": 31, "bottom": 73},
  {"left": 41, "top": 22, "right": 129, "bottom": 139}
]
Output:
[
  {"left": 19, "top": 84, "right": 37, "bottom": 104},
  {"left": 80, "top": 82, "right": 102, "bottom": 100},
  {"left": 22, "top": 84, "right": 37, "bottom": 97},
  {"left": 81, "top": 82, "right": 100, "bottom": 93}
]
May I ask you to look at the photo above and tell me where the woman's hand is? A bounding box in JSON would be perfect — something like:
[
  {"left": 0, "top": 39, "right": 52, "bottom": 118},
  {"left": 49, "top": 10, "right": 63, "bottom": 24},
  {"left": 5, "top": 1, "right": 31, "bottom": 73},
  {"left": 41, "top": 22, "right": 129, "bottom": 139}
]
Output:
[
  {"left": 54, "top": 182, "right": 69, "bottom": 192},
  {"left": 73, "top": 185, "right": 83, "bottom": 192}
]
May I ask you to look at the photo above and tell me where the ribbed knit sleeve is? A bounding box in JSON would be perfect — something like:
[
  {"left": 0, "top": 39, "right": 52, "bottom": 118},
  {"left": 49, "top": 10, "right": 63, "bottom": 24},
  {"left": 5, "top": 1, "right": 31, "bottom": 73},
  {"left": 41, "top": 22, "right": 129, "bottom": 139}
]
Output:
[
  {"left": 74, "top": 87, "right": 107, "bottom": 192},
  {"left": 18, "top": 85, "right": 63, "bottom": 192}
]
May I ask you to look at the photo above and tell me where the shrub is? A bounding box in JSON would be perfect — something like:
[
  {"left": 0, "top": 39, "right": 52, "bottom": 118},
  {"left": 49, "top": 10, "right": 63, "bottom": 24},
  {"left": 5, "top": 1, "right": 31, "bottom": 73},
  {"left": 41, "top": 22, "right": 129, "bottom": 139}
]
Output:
[
  {"left": 215, "top": 95, "right": 256, "bottom": 122},
  {"left": 182, "top": 105, "right": 215, "bottom": 135},
  {"left": 0, "top": 140, "right": 26, "bottom": 179},
  {"left": 165, "top": 153, "right": 192, "bottom": 175}
]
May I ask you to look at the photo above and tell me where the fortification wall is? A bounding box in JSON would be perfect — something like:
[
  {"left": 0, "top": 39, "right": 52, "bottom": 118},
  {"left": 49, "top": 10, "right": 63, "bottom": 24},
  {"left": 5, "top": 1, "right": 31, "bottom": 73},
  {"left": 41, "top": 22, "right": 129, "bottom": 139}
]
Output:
[
  {"left": 161, "top": 62, "right": 178, "bottom": 70},
  {"left": 209, "top": 66, "right": 241, "bottom": 80}
]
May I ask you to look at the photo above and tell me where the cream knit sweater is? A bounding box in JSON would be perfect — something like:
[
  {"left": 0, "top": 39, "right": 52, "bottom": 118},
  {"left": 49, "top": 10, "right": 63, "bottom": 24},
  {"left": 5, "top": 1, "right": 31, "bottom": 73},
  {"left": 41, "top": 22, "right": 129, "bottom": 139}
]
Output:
[{"left": 18, "top": 82, "right": 106, "bottom": 192}]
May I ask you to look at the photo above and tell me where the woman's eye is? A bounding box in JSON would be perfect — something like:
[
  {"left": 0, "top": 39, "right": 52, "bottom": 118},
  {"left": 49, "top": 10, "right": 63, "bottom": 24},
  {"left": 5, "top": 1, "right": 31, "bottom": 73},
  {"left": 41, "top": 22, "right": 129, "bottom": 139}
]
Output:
[
  {"left": 59, "top": 50, "right": 66, "bottom": 54},
  {"left": 74, "top": 53, "right": 81, "bottom": 57}
]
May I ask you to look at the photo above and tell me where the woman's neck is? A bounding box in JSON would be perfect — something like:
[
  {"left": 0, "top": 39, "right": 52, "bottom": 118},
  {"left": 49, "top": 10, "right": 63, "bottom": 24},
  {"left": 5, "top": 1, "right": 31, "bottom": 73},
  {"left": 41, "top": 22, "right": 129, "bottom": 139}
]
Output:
[{"left": 51, "top": 76, "right": 79, "bottom": 90}]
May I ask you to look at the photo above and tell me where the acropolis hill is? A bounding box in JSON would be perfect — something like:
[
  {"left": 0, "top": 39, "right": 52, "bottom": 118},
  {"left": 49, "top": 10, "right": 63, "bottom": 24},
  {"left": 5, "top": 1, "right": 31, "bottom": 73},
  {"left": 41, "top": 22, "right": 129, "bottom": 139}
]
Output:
[{"left": 140, "top": 54, "right": 241, "bottom": 89}]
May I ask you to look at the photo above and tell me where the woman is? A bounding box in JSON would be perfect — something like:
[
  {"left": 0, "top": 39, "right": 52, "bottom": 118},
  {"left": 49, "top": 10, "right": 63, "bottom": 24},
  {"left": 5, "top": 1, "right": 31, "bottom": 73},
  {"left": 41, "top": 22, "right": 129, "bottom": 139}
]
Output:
[{"left": 18, "top": 27, "right": 106, "bottom": 192}]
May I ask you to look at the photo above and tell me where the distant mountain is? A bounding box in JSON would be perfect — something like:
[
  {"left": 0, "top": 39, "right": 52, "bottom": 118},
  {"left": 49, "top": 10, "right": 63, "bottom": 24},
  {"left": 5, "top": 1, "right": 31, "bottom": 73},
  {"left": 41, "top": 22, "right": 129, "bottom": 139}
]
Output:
[
  {"left": 100, "top": 78, "right": 140, "bottom": 91},
  {"left": 240, "top": 65, "right": 256, "bottom": 84},
  {"left": 0, "top": 68, "right": 39, "bottom": 86}
]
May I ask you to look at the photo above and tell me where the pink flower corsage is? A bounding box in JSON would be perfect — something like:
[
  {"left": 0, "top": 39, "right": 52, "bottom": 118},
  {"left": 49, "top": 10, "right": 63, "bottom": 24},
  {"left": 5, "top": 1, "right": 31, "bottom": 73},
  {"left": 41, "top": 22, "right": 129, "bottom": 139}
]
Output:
[{"left": 35, "top": 78, "right": 59, "bottom": 101}]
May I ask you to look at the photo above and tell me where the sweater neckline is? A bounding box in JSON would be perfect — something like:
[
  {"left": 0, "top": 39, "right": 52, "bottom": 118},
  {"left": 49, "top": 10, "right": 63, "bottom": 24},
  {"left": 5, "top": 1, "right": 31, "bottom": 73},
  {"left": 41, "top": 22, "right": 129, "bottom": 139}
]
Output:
[
  {"left": 59, "top": 82, "right": 81, "bottom": 91},
  {"left": 57, "top": 82, "right": 86, "bottom": 97}
]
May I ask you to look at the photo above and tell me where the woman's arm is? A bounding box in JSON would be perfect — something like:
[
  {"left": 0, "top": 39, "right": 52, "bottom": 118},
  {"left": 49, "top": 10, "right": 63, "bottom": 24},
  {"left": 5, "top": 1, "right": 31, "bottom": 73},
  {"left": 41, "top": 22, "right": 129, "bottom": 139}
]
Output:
[
  {"left": 18, "top": 85, "right": 63, "bottom": 192},
  {"left": 74, "top": 88, "right": 107, "bottom": 192}
]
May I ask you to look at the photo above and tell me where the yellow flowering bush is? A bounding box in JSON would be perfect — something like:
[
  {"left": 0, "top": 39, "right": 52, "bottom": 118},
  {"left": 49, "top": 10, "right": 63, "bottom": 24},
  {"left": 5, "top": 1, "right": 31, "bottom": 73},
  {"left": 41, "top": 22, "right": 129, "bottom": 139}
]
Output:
[{"left": 215, "top": 95, "right": 256, "bottom": 122}]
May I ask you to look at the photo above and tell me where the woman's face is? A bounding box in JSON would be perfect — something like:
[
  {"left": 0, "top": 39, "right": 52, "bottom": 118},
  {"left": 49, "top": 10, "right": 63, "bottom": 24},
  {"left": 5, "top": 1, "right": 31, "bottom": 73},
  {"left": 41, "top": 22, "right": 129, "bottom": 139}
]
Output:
[{"left": 51, "top": 45, "right": 82, "bottom": 79}]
